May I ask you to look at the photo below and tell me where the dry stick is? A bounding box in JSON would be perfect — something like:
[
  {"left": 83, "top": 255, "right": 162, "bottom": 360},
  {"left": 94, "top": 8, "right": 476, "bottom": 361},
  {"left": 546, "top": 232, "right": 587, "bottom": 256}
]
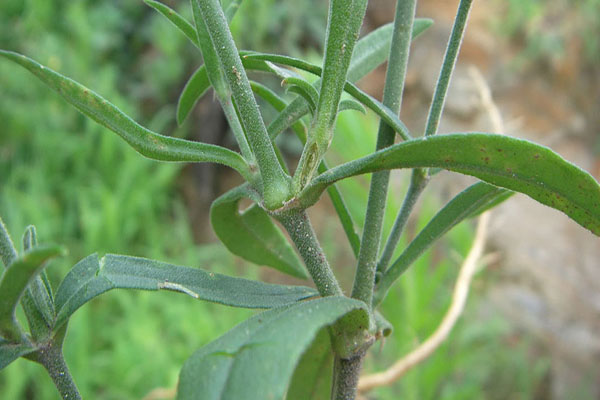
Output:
[{"left": 358, "top": 67, "right": 504, "bottom": 393}]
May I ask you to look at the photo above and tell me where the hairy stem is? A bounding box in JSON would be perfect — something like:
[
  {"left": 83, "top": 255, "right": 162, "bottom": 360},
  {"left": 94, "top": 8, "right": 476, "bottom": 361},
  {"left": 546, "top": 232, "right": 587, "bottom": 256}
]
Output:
[
  {"left": 424, "top": 0, "right": 473, "bottom": 137},
  {"left": 331, "top": 351, "right": 366, "bottom": 400},
  {"left": 34, "top": 343, "right": 81, "bottom": 400},
  {"left": 377, "top": 169, "right": 428, "bottom": 275},
  {"left": 351, "top": 0, "right": 417, "bottom": 307},
  {"left": 277, "top": 211, "right": 342, "bottom": 297},
  {"left": 196, "top": 0, "right": 289, "bottom": 208}
]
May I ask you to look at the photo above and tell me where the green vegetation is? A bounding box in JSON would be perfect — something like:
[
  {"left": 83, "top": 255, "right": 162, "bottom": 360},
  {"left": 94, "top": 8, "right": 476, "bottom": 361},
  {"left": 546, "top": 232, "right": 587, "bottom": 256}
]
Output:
[{"left": 0, "top": 1, "right": 596, "bottom": 399}]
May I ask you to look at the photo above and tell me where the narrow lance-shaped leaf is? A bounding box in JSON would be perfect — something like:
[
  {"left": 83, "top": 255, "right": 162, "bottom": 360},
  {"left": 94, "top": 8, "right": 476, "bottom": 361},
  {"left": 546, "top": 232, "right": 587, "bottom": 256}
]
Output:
[
  {"left": 210, "top": 186, "right": 308, "bottom": 279},
  {"left": 373, "top": 182, "right": 509, "bottom": 306},
  {"left": 286, "top": 328, "right": 334, "bottom": 400},
  {"left": 0, "top": 217, "right": 17, "bottom": 271},
  {"left": 144, "top": 0, "right": 199, "bottom": 47},
  {"left": 0, "top": 245, "right": 65, "bottom": 341},
  {"left": 300, "top": 133, "right": 600, "bottom": 236},
  {"left": 0, "top": 51, "right": 251, "bottom": 181},
  {"left": 265, "top": 18, "right": 433, "bottom": 140},
  {"left": 177, "top": 65, "right": 210, "bottom": 125},
  {"left": 242, "top": 52, "right": 412, "bottom": 140},
  {"left": 0, "top": 339, "right": 35, "bottom": 370},
  {"left": 177, "top": 296, "right": 368, "bottom": 400},
  {"left": 282, "top": 77, "right": 319, "bottom": 114},
  {"left": 21, "top": 226, "right": 56, "bottom": 340},
  {"left": 347, "top": 18, "right": 433, "bottom": 82},
  {"left": 53, "top": 254, "right": 317, "bottom": 332}
]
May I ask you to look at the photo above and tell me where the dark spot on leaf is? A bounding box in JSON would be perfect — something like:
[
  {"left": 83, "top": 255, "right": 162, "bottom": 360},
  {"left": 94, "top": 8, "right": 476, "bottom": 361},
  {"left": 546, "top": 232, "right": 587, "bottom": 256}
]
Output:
[{"left": 533, "top": 154, "right": 540, "bottom": 159}]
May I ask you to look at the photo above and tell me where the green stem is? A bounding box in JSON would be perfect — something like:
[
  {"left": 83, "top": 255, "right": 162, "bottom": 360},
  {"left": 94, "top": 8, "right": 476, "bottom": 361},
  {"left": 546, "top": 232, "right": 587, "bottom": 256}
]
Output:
[
  {"left": 376, "top": 169, "right": 428, "bottom": 275},
  {"left": 331, "top": 352, "right": 366, "bottom": 400},
  {"left": 34, "top": 343, "right": 81, "bottom": 400},
  {"left": 292, "top": 0, "right": 368, "bottom": 193},
  {"left": 196, "top": 0, "right": 289, "bottom": 209},
  {"left": 350, "top": 0, "right": 416, "bottom": 307},
  {"left": 424, "top": 0, "right": 474, "bottom": 137},
  {"left": 277, "top": 211, "right": 342, "bottom": 297}
]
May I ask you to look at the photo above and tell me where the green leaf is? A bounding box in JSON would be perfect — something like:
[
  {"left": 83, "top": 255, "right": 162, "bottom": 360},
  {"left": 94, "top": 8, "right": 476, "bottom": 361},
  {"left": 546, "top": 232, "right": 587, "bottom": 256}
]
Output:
[
  {"left": 21, "top": 226, "right": 56, "bottom": 340},
  {"left": 0, "top": 50, "right": 251, "bottom": 180},
  {"left": 53, "top": 253, "right": 316, "bottom": 331},
  {"left": 241, "top": 52, "right": 412, "bottom": 141},
  {"left": 144, "top": 0, "right": 199, "bottom": 47},
  {"left": 338, "top": 99, "right": 366, "bottom": 114},
  {"left": 301, "top": 133, "right": 600, "bottom": 236},
  {"left": 348, "top": 18, "right": 433, "bottom": 82},
  {"left": 177, "top": 296, "right": 368, "bottom": 400},
  {"left": 286, "top": 328, "right": 333, "bottom": 400},
  {"left": 210, "top": 186, "right": 307, "bottom": 279},
  {"left": 261, "top": 19, "right": 430, "bottom": 141},
  {"left": 176, "top": 65, "right": 210, "bottom": 125},
  {"left": 0, "top": 246, "right": 65, "bottom": 340},
  {"left": 0, "top": 339, "right": 35, "bottom": 370},
  {"left": 374, "top": 182, "right": 509, "bottom": 305},
  {"left": 282, "top": 77, "right": 319, "bottom": 114},
  {"left": 467, "top": 188, "right": 514, "bottom": 218},
  {"left": 0, "top": 217, "right": 17, "bottom": 271}
]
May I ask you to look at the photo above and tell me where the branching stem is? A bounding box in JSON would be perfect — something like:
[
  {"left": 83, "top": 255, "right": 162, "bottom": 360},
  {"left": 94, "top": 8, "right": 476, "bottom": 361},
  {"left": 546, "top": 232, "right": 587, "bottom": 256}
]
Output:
[
  {"left": 277, "top": 211, "right": 342, "bottom": 297},
  {"left": 34, "top": 343, "right": 81, "bottom": 400}
]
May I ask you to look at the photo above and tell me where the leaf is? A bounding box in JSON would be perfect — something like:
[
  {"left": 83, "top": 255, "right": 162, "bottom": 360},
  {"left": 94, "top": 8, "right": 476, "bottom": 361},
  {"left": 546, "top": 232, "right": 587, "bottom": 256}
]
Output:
[
  {"left": 302, "top": 133, "right": 600, "bottom": 236},
  {"left": 0, "top": 50, "right": 250, "bottom": 180},
  {"left": 53, "top": 253, "right": 317, "bottom": 331},
  {"left": 286, "top": 328, "right": 333, "bottom": 400},
  {"left": 374, "top": 182, "right": 509, "bottom": 305},
  {"left": 282, "top": 77, "right": 319, "bottom": 114},
  {"left": 210, "top": 186, "right": 307, "bottom": 279},
  {"left": 0, "top": 246, "right": 65, "bottom": 340},
  {"left": 21, "top": 226, "right": 56, "bottom": 340},
  {"left": 348, "top": 18, "right": 433, "bottom": 82},
  {"left": 242, "top": 52, "right": 412, "bottom": 140},
  {"left": 144, "top": 0, "right": 199, "bottom": 47},
  {"left": 176, "top": 65, "right": 210, "bottom": 125},
  {"left": 338, "top": 99, "right": 366, "bottom": 114},
  {"left": 177, "top": 296, "right": 368, "bottom": 400},
  {"left": 0, "top": 339, "right": 35, "bottom": 370},
  {"left": 0, "top": 217, "right": 17, "bottom": 270}
]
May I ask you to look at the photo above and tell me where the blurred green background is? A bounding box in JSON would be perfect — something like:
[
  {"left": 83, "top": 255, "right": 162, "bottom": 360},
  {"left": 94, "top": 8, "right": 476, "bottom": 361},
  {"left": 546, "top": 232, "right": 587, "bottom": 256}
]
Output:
[{"left": 1, "top": 0, "right": 597, "bottom": 399}]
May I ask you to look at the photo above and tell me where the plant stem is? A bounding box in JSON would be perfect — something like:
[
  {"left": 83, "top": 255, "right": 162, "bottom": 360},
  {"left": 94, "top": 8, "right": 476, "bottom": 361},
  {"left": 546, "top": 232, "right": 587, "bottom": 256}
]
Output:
[
  {"left": 424, "top": 0, "right": 474, "bottom": 137},
  {"left": 34, "top": 343, "right": 81, "bottom": 400},
  {"left": 375, "top": 0, "right": 474, "bottom": 292},
  {"left": 292, "top": 0, "right": 368, "bottom": 193},
  {"left": 331, "top": 352, "right": 366, "bottom": 400},
  {"left": 351, "top": 0, "right": 416, "bottom": 307},
  {"left": 196, "top": 0, "right": 289, "bottom": 209},
  {"left": 376, "top": 169, "right": 428, "bottom": 275},
  {"left": 277, "top": 211, "right": 342, "bottom": 297}
]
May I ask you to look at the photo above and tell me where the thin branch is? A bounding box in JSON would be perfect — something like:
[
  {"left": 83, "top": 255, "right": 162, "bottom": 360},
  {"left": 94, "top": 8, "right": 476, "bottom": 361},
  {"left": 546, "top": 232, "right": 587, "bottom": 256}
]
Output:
[
  {"left": 360, "top": 65, "right": 505, "bottom": 394},
  {"left": 358, "top": 211, "right": 491, "bottom": 393}
]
